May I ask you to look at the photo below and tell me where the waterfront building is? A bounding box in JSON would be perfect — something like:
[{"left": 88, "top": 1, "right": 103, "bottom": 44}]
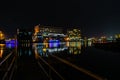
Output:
[
  {"left": 67, "top": 28, "right": 81, "bottom": 41},
  {"left": 17, "top": 28, "right": 32, "bottom": 44},
  {"left": 33, "top": 24, "right": 66, "bottom": 42}
]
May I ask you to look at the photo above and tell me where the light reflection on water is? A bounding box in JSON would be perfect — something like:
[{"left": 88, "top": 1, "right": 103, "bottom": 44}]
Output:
[
  {"left": 32, "top": 41, "right": 82, "bottom": 57},
  {"left": 6, "top": 43, "right": 16, "bottom": 49},
  {"left": 17, "top": 43, "right": 32, "bottom": 56},
  {"left": 66, "top": 42, "right": 82, "bottom": 54},
  {"left": 0, "top": 41, "right": 82, "bottom": 58},
  {"left": 0, "top": 43, "right": 14, "bottom": 59},
  {"left": 0, "top": 44, "right": 5, "bottom": 58},
  {"left": 32, "top": 42, "right": 68, "bottom": 57}
]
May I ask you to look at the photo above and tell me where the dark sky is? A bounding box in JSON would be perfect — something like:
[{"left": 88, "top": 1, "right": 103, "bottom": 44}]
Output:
[{"left": 0, "top": 0, "right": 119, "bottom": 38}]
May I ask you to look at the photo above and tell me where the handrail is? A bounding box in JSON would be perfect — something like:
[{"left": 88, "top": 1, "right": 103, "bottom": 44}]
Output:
[
  {"left": 38, "top": 55, "right": 65, "bottom": 80},
  {"left": 2, "top": 56, "right": 15, "bottom": 80},
  {"left": 0, "top": 51, "right": 14, "bottom": 66},
  {"left": 37, "top": 61, "right": 52, "bottom": 80},
  {"left": 50, "top": 54, "right": 105, "bottom": 80},
  {"left": 9, "top": 63, "right": 16, "bottom": 80}
]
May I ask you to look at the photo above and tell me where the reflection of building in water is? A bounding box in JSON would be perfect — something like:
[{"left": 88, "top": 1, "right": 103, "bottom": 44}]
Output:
[
  {"left": 17, "top": 43, "right": 32, "bottom": 56},
  {"left": 66, "top": 42, "right": 81, "bottom": 54},
  {"left": 5, "top": 39, "right": 16, "bottom": 48},
  {"left": 33, "top": 41, "right": 82, "bottom": 57},
  {"left": 32, "top": 42, "right": 68, "bottom": 57},
  {"left": 33, "top": 43, "right": 48, "bottom": 57},
  {"left": 0, "top": 44, "right": 5, "bottom": 58}
]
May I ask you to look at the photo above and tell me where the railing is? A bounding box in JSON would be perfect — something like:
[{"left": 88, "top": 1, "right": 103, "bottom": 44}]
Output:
[
  {"left": 0, "top": 50, "right": 16, "bottom": 80},
  {"left": 0, "top": 51, "right": 13, "bottom": 66},
  {"left": 36, "top": 55, "right": 65, "bottom": 80},
  {"left": 50, "top": 54, "right": 105, "bottom": 80},
  {"left": 34, "top": 50, "right": 107, "bottom": 80}
]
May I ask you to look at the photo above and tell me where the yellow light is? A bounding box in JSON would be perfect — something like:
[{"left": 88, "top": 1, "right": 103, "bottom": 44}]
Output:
[
  {"left": 34, "top": 25, "right": 40, "bottom": 33},
  {"left": 115, "top": 35, "right": 118, "bottom": 38},
  {"left": 44, "top": 43, "right": 48, "bottom": 48},
  {"left": 0, "top": 44, "right": 5, "bottom": 58},
  {"left": 0, "top": 33, "right": 4, "bottom": 39},
  {"left": 43, "top": 48, "right": 46, "bottom": 52},
  {"left": 0, "top": 49, "right": 3, "bottom": 58},
  {"left": 66, "top": 41, "right": 69, "bottom": 47},
  {"left": 118, "top": 34, "right": 120, "bottom": 38}
]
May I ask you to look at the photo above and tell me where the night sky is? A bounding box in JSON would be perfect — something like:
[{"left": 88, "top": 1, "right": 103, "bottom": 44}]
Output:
[{"left": 0, "top": 0, "right": 119, "bottom": 38}]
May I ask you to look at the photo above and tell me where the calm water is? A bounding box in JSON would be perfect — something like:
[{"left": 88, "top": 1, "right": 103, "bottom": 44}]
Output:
[
  {"left": 17, "top": 41, "right": 82, "bottom": 57},
  {"left": 0, "top": 41, "right": 82, "bottom": 63},
  {"left": 1, "top": 41, "right": 120, "bottom": 80}
]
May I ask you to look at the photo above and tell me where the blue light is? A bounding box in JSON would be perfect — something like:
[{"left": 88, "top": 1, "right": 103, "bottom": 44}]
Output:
[
  {"left": 5, "top": 40, "right": 16, "bottom": 44},
  {"left": 6, "top": 43, "right": 15, "bottom": 48},
  {"left": 49, "top": 40, "right": 60, "bottom": 48},
  {"left": 49, "top": 42, "right": 53, "bottom": 48},
  {"left": 49, "top": 40, "right": 60, "bottom": 43},
  {"left": 5, "top": 39, "right": 16, "bottom": 48}
]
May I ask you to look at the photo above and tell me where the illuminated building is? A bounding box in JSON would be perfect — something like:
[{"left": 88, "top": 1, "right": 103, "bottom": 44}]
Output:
[
  {"left": 34, "top": 25, "right": 40, "bottom": 33},
  {"left": 17, "top": 28, "right": 32, "bottom": 44},
  {"left": 33, "top": 24, "right": 66, "bottom": 42},
  {"left": 67, "top": 29, "right": 81, "bottom": 41},
  {"left": 87, "top": 37, "right": 97, "bottom": 46},
  {"left": 39, "top": 25, "right": 63, "bottom": 33},
  {"left": 33, "top": 25, "right": 43, "bottom": 42}
]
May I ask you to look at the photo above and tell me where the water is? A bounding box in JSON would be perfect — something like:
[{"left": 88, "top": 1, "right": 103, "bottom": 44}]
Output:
[
  {"left": 1, "top": 41, "right": 120, "bottom": 80},
  {"left": 14, "top": 41, "right": 88, "bottom": 80},
  {"left": 0, "top": 44, "right": 15, "bottom": 61},
  {"left": 16, "top": 41, "right": 82, "bottom": 57},
  {"left": 0, "top": 41, "right": 83, "bottom": 58}
]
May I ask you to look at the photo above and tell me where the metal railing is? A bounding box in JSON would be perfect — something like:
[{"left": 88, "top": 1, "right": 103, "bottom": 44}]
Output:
[
  {"left": 0, "top": 51, "right": 13, "bottom": 66},
  {"left": 50, "top": 54, "right": 106, "bottom": 80},
  {"left": 0, "top": 50, "right": 16, "bottom": 80},
  {"left": 37, "top": 55, "right": 65, "bottom": 80}
]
